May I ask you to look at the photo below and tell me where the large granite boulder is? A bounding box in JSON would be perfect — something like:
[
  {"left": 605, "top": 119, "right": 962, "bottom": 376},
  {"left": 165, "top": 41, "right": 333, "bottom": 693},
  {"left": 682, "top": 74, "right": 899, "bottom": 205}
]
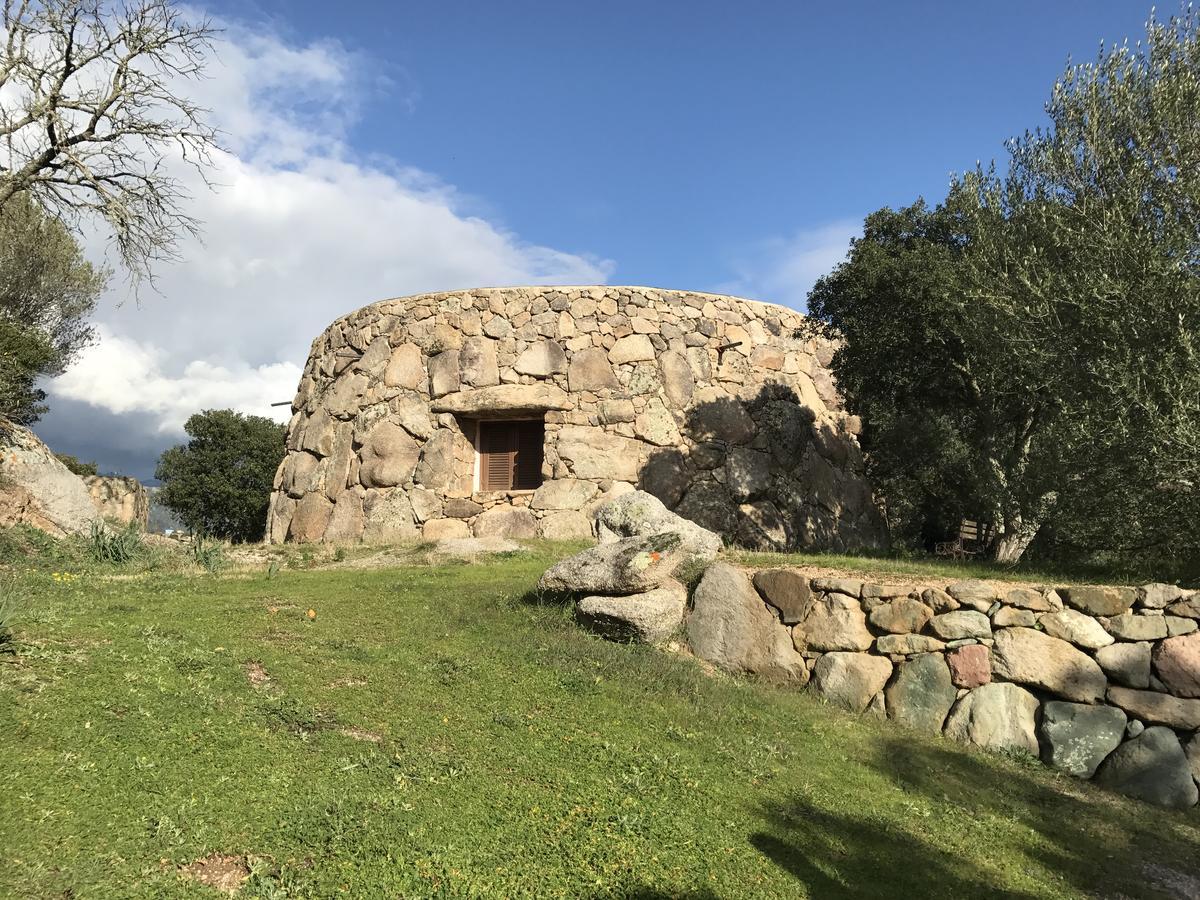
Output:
[
  {"left": 928, "top": 610, "right": 991, "bottom": 641},
  {"left": 363, "top": 489, "right": 419, "bottom": 541},
  {"left": 944, "top": 682, "right": 1040, "bottom": 754},
  {"left": 513, "top": 340, "right": 568, "bottom": 377},
  {"left": 324, "top": 490, "right": 365, "bottom": 541},
  {"left": 885, "top": 653, "right": 956, "bottom": 733},
  {"left": 1060, "top": 585, "right": 1136, "bottom": 617},
  {"left": 576, "top": 581, "right": 687, "bottom": 644},
  {"left": 868, "top": 597, "right": 933, "bottom": 635},
  {"left": 0, "top": 420, "right": 98, "bottom": 537},
  {"left": 875, "top": 634, "right": 946, "bottom": 655},
  {"left": 1039, "top": 701, "right": 1127, "bottom": 778},
  {"left": 1039, "top": 609, "right": 1114, "bottom": 650},
  {"left": 429, "top": 383, "right": 571, "bottom": 414},
  {"left": 991, "top": 627, "right": 1107, "bottom": 703},
  {"left": 538, "top": 533, "right": 685, "bottom": 595},
  {"left": 530, "top": 479, "right": 599, "bottom": 512},
  {"left": 752, "top": 568, "right": 813, "bottom": 624},
  {"left": 1095, "top": 642, "right": 1152, "bottom": 689},
  {"left": 794, "top": 593, "right": 873, "bottom": 653},
  {"left": 1152, "top": 632, "right": 1200, "bottom": 698},
  {"left": 1094, "top": 727, "right": 1199, "bottom": 810},
  {"left": 946, "top": 643, "right": 991, "bottom": 689},
  {"left": 1106, "top": 613, "right": 1169, "bottom": 642},
  {"left": 472, "top": 506, "right": 538, "bottom": 540},
  {"left": 593, "top": 490, "right": 722, "bottom": 562},
  {"left": 358, "top": 422, "right": 420, "bottom": 489},
  {"left": 1137, "top": 583, "right": 1186, "bottom": 610},
  {"left": 810, "top": 652, "right": 893, "bottom": 713},
  {"left": 1186, "top": 733, "right": 1200, "bottom": 785},
  {"left": 672, "top": 481, "right": 739, "bottom": 538},
  {"left": 538, "top": 510, "right": 593, "bottom": 540},
  {"left": 85, "top": 475, "right": 149, "bottom": 528},
  {"left": 1105, "top": 686, "right": 1200, "bottom": 730},
  {"left": 946, "top": 580, "right": 1002, "bottom": 611},
  {"left": 687, "top": 562, "right": 806, "bottom": 681},
  {"left": 289, "top": 493, "right": 333, "bottom": 542},
  {"left": 567, "top": 346, "right": 619, "bottom": 392},
  {"left": 1003, "top": 587, "right": 1055, "bottom": 612}
]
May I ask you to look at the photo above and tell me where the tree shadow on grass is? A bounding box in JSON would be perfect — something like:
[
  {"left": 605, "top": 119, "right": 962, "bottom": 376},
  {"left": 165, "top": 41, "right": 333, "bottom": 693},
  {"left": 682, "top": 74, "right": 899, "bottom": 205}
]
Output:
[{"left": 751, "top": 732, "right": 1200, "bottom": 899}]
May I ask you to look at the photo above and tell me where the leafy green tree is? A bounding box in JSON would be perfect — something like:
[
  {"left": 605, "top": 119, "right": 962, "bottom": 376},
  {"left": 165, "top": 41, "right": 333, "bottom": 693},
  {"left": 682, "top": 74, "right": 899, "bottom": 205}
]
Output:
[
  {"left": 962, "top": 9, "right": 1200, "bottom": 560},
  {"left": 807, "top": 199, "right": 1060, "bottom": 560},
  {"left": 810, "top": 9, "right": 1200, "bottom": 562},
  {"left": 155, "top": 410, "right": 286, "bottom": 543},
  {"left": 0, "top": 195, "right": 108, "bottom": 423}
]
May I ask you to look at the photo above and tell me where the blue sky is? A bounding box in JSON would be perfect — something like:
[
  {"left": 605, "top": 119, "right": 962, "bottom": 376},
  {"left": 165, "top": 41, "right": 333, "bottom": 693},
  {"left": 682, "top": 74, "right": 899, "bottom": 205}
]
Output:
[
  {"left": 205, "top": 0, "right": 1152, "bottom": 296},
  {"left": 39, "top": 0, "right": 1161, "bottom": 478}
]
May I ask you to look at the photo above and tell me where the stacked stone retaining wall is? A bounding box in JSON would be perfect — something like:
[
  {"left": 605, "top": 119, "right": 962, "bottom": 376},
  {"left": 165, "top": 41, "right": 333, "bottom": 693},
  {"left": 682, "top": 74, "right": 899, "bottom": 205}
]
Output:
[{"left": 687, "top": 565, "right": 1200, "bottom": 809}]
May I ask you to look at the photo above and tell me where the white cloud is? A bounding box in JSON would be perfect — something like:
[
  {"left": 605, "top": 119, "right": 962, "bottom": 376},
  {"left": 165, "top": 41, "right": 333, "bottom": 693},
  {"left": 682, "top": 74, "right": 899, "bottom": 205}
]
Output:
[
  {"left": 718, "top": 220, "right": 860, "bottom": 311},
  {"left": 45, "top": 14, "right": 612, "bottom": 452},
  {"left": 53, "top": 327, "right": 301, "bottom": 434}
]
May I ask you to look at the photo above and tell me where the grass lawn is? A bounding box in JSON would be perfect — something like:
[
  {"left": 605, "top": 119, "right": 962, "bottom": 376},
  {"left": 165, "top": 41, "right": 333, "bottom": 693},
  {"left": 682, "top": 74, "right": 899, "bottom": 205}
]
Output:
[{"left": 1, "top": 542, "right": 1198, "bottom": 898}]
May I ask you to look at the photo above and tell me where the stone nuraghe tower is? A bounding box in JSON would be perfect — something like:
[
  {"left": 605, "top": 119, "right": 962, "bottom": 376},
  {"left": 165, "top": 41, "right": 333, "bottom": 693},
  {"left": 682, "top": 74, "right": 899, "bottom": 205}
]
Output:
[{"left": 266, "top": 286, "right": 884, "bottom": 550}]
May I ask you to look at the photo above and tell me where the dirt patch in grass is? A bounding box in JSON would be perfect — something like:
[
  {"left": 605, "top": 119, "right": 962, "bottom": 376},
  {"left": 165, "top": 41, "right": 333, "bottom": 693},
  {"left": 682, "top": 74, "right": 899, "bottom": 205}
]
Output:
[
  {"left": 244, "top": 661, "right": 271, "bottom": 689},
  {"left": 178, "top": 853, "right": 249, "bottom": 894},
  {"left": 264, "top": 602, "right": 297, "bottom": 613},
  {"left": 327, "top": 675, "right": 367, "bottom": 688},
  {"left": 340, "top": 726, "right": 383, "bottom": 742}
]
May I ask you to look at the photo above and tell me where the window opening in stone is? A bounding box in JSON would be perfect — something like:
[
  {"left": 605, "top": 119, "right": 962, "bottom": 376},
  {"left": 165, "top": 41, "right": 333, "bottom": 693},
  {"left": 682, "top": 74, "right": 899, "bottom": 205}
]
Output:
[{"left": 477, "top": 419, "right": 544, "bottom": 491}]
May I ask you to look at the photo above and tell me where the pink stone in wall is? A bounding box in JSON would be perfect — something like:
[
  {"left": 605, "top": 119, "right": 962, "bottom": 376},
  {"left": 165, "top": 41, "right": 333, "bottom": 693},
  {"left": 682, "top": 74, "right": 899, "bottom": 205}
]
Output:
[
  {"left": 1153, "top": 632, "right": 1200, "bottom": 699},
  {"left": 946, "top": 644, "right": 991, "bottom": 689}
]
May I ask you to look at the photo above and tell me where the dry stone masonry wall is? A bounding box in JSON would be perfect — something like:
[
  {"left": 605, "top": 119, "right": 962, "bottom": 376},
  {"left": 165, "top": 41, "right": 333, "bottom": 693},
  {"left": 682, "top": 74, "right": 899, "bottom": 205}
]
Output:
[
  {"left": 266, "top": 286, "right": 884, "bottom": 549},
  {"left": 541, "top": 492, "right": 1200, "bottom": 809},
  {"left": 694, "top": 566, "right": 1200, "bottom": 810}
]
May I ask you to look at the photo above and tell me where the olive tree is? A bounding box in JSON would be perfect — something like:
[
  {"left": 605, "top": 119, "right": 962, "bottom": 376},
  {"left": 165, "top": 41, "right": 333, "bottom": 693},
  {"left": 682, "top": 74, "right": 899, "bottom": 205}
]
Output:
[
  {"left": 810, "top": 8, "right": 1200, "bottom": 562},
  {"left": 0, "top": 192, "right": 106, "bottom": 423}
]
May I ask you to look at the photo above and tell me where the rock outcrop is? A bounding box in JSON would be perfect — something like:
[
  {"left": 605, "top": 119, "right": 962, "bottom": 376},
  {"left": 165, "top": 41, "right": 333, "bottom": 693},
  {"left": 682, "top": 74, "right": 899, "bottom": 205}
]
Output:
[
  {"left": 0, "top": 420, "right": 98, "bottom": 536},
  {"left": 539, "top": 491, "right": 722, "bottom": 646},
  {"left": 86, "top": 475, "right": 149, "bottom": 528}
]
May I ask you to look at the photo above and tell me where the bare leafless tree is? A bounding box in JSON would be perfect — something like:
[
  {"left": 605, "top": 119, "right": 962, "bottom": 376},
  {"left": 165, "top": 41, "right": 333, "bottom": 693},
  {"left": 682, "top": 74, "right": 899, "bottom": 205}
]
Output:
[{"left": 0, "top": 0, "right": 220, "bottom": 282}]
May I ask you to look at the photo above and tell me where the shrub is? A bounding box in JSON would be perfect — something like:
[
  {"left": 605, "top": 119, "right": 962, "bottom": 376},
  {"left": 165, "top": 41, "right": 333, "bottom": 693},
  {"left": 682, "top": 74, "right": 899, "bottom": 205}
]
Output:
[
  {"left": 54, "top": 454, "right": 98, "bottom": 477},
  {"left": 191, "top": 535, "right": 225, "bottom": 573},
  {"left": 155, "top": 409, "right": 285, "bottom": 543},
  {"left": 86, "top": 521, "right": 143, "bottom": 564}
]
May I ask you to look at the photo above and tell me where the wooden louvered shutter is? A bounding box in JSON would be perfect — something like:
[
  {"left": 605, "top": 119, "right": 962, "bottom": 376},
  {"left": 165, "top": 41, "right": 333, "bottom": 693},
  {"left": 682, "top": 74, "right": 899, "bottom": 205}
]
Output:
[
  {"left": 479, "top": 422, "right": 515, "bottom": 491},
  {"left": 512, "top": 421, "right": 544, "bottom": 490},
  {"left": 478, "top": 420, "right": 544, "bottom": 491}
]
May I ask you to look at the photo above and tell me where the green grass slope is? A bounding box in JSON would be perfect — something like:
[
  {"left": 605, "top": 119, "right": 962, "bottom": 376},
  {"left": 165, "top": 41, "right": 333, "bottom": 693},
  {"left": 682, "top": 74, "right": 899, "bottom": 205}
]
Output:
[{"left": 1, "top": 547, "right": 1197, "bottom": 898}]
